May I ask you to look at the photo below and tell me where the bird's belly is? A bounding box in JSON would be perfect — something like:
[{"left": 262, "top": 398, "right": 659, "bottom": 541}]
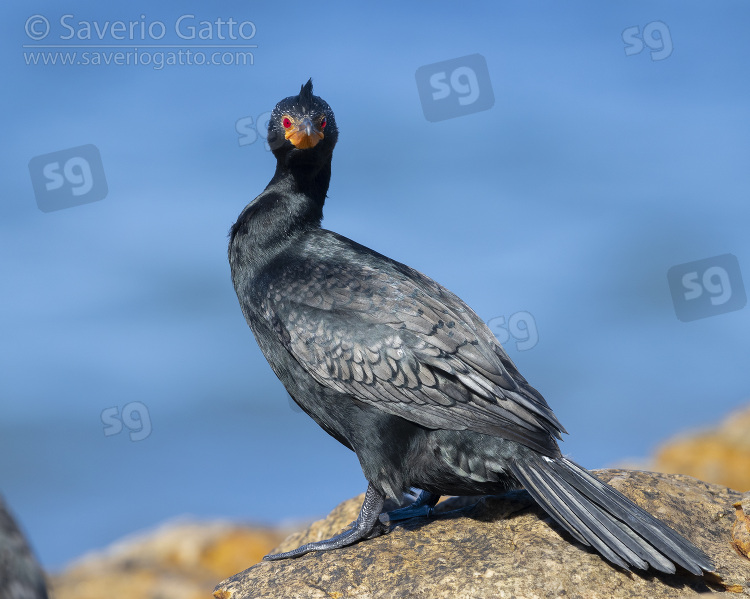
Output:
[{"left": 406, "top": 428, "right": 528, "bottom": 497}]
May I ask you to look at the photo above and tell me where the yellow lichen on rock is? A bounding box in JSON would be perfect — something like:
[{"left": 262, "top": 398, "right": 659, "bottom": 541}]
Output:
[
  {"left": 50, "top": 521, "right": 287, "bottom": 599},
  {"left": 652, "top": 404, "right": 750, "bottom": 492},
  {"left": 201, "top": 529, "right": 289, "bottom": 578}
]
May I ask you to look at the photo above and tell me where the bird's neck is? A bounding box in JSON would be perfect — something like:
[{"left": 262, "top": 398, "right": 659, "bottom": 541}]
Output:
[
  {"left": 229, "top": 159, "right": 332, "bottom": 273},
  {"left": 271, "top": 158, "right": 332, "bottom": 207},
  {"left": 262, "top": 159, "right": 331, "bottom": 232}
]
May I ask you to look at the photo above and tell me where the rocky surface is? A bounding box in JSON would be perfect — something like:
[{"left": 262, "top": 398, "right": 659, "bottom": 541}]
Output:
[
  {"left": 215, "top": 470, "right": 750, "bottom": 599},
  {"left": 48, "top": 404, "right": 750, "bottom": 596},
  {"left": 734, "top": 492, "right": 750, "bottom": 560},
  {"left": 50, "top": 520, "right": 288, "bottom": 599},
  {"left": 650, "top": 404, "right": 750, "bottom": 492},
  {"left": 0, "top": 495, "right": 48, "bottom": 599}
]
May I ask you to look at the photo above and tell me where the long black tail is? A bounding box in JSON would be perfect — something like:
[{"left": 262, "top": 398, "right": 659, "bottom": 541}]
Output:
[{"left": 509, "top": 453, "right": 714, "bottom": 574}]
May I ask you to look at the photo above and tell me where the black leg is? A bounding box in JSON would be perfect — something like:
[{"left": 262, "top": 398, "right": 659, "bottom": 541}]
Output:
[
  {"left": 263, "top": 482, "right": 386, "bottom": 560},
  {"left": 382, "top": 489, "right": 440, "bottom": 523}
]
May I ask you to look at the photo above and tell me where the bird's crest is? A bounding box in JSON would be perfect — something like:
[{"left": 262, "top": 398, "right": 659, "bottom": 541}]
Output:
[{"left": 297, "top": 79, "right": 314, "bottom": 108}]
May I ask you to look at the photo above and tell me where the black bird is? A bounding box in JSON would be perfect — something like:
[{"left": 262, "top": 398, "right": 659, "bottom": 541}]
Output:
[{"left": 228, "top": 80, "right": 714, "bottom": 574}]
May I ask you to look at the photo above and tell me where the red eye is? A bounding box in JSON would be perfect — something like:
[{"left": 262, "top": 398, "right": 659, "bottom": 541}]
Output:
[
  {"left": 320, "top": 117, "right": 327, "bottom": 129},
  {"left": 282, "top": 117, "right": 292, "bottom": 129}
]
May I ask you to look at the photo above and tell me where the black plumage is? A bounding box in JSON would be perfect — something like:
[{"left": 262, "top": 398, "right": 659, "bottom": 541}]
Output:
[{"left": 228, "top": 80, "right": 713, "bottom": 574}]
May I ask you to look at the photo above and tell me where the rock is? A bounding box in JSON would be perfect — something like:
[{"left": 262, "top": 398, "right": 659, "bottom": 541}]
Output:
[
  {"left": 734, "top": 492, "right": 750, "bottom": 560},
  {"left": 0, "top": 494, "right": 49, "bottom": 599},
  {"left": 651, "top": 404, "right": 750, "bottom": 492},
  {"left": 215, "top": 471, "right": 750, "bottom": 599},
  {"left": 50, "top": 520, "right": 289, "bottom": 599}
]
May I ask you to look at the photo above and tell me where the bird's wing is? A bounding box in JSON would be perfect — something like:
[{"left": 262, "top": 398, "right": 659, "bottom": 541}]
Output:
[{"left": 261, "top": 253, "right": 565, "bottom": 454}]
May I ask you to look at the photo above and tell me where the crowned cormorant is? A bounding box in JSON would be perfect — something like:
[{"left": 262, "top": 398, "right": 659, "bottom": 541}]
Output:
[{"left": 228, "top": 80, "right": 713, "bottom": 574}]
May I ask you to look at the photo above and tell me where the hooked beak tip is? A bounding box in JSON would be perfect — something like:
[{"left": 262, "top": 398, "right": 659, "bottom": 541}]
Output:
[{"left": 302, "top": 118, "right": 313, "bottom": 137}]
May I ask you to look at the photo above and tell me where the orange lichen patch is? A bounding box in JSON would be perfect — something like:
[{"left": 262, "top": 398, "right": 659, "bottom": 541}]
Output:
[
  {"left": 200, "top": 529, "right": 286, "bottom": 577},
  {"left": 652, "top": 404, "right": 750, "bottom": 492},
  {"left": 724, "top": 584, "right": 745, "bottom": 593},
  {"left": 731, "top": 500, "right": 750, "bottom": 560},
  {"left": 213, "top": 590, "right": 232, "bottom": 599},
  {"left": 50, "top": 522, "right": 289, "bottom": 599}
]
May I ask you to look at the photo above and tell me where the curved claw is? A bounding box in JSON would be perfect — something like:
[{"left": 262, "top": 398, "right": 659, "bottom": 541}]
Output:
[{"left": 263, "top": 483, "right": 385, "bottom": 561}]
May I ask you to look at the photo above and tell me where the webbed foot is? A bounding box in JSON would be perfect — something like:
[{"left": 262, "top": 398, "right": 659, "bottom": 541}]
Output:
[
  {"left": 263, "top": 482, "right": 385, "bottom": 560},
  {"left": 382, "top": 489, "right": 440, "bottom": 523}
]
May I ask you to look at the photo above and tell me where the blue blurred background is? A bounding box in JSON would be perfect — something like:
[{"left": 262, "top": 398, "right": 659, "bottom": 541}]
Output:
[{"left": 1, "top": 1, "right": 748, "bottom": 570}]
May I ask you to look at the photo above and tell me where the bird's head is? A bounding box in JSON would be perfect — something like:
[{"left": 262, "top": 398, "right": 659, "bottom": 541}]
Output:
[{"left": 268, "top": 79, "right": 338, "bottom": 167}]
